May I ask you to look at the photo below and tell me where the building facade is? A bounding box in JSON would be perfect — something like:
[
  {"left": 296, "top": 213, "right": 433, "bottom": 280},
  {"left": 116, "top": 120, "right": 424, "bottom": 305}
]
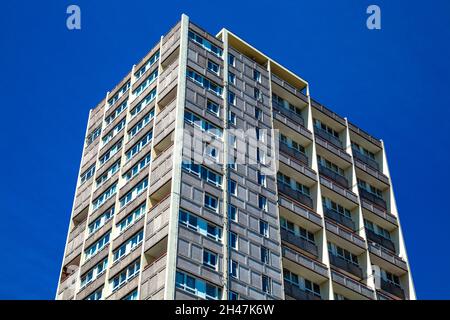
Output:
[{"left": 56, "top": 14, "right": 415, "bottom": 300}]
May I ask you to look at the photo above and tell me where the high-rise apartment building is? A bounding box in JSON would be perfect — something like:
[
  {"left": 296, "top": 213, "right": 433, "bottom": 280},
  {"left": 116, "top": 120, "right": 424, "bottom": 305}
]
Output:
[{"left": 56, "top": 14, "right": 415, "bottom": 301}]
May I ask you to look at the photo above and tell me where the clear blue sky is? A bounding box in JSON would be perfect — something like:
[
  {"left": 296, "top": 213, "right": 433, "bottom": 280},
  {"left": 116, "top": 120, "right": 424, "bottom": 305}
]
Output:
[{"left": 0, "top": 0, "right": 449, "bottom": 299}]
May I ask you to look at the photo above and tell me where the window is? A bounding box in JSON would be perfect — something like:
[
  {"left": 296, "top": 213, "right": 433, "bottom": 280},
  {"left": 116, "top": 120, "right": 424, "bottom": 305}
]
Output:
[
  {"left": 328, "top": 242, "right": 359, "bottom": 266},
  {"left": 99, "top": 140, "right": 122, "bottom": 166},
  {"left": 108, "top": 82, "right": 130, "bottom": 107},
  {"left": 123, "top": 153, "right": 151, "bottom": 181},
  {"left": 128, "top": 111, "right": 152, "bottom": 139},
  {"left": 228, "top": 91, "right": 236, "bottom": 105},
  {"left": 314, "top": 119, "right": 340, "bottom": 139},
  {"left": 105, "top": 99, "right": 128, "bottom": 125},
  {"left": 262, "top": 275, "right": 272, "bottom": 294},
  {"left": 122, "top": 289, "right": 139, "bottom": 300},
  {"left": 229, "top": 291, "right": 239, "bottom": 300},
  {"left": 256, "top": 148, "right": 266, "bottom": 164},
  {"left": 207, "top": 60, "right": 220, "bottom": 74},
  {"left": 257, "top": 170, "right": 266, "bottom": 187},
  {"left": 364, "top": 219, "right": 391, "bottom": 240},
  {"left": 113, "top": 230, "right": 144, "bottom": 262},
  {"left": 188, "top": 31, "right": 223, "bottom": 57},
  {"left": 187, "top": 69, "right": 223, "bottom": 96},
  {"left": 111, "top": 260, "right": 140, "bottom": 292},
  {"left": 317, "top": 155, "right": 345, "bottom": 176},
  {"left": 130, "top": 89, "right": 156, "bottom": 118},
  {"left": 179, "top": 210, "right": 222, "bottom": 241},
  {"left": 255, "top": 107, "right": 262, "bottom": 120},
  {"left": 358, "top": 178, "right": 383, "bottom": 198},
  {"left": 133, "top": 69, "right": 158, "bottom": 97},
  {"left": 382, "top": 269, "right": 401, "bottom": 286},
  {"left": 119, "top": 178, "right": 148, "bottom": 208},
  {"left": 206, "top": 100, "right": 219, "bottom": 116},
  {"left": 182, "top": 163, "right": 223, "bottom": 187},
  {"left": 322, "top": 197, "right": 352, "bottom": 219},
  {"left": 80, "top": 258, "right": 108, "bottom": 289},
  {"left": 86, "top": 127, "right": 101, "bottom": 146},
  {"left": 305, "top": 279, "right": 321, "bottom": 297},
  {"left": 85, "top": 287, "right": 103, "bottom": 300},
  {"left": 92, "top": 183, "right": 117, "bottom": 211},
  {"left": 205, "top": 144, "right": 218, "bottom": 159},
  {"left": 258, "top": 195, "right": 268, "bottom": 211},
  {"left": 259, "top": 220, "right": 269, "bottom": 237},
  {"left": 229, "top": 232, "right": 238, "bottom": 249},
  {"left": 229, "top": 179, "right": 237, "bottom": 196},
  {"left": 102, "top": 118, "right": 125, "bottom": 146},
  {"left": 261, "top": 246, "right": 270, "bottom": 264},
  {"left": 96, "top": 160, "right": 120, "bottom": 188},
  {"left": 254, "top": 88, "right": 263, "bottom": 102},
  {"left": 205, "top": 283, "right": 222, "bottom": 300},
  {"left": 134, "top": 51, "right": 159, "bottom": 80},
  {"left": 117, "top": 203, "right": 146, "bottom": 233},
  {"left": 352, "top": 142, "right": 376, "bottom": 160},
  {"left": 228, "top": 205, "right": 237, "bottom": 222},
  {"left": 228, "top": 72, "right": 235, "bottom": 85},
  {"left": 125, "top": 131, "right": 153, "bottom": 161},
  {"left": 230, "top": 260, "right": 238, "bottom": 278},
  {"left": 253, "top": 69, "right": 261, "bottom": 83},
  {"left": 203, "top": 250, "right": 218, "bottom": 270},
  {"left": 279, "top": 134, "right": 306, "bottom": 154},
  {"left": 184, "top": 111, "right": 223, "bottom": 138},
  {"left": 85, "top": 232, "right": 110, "bottom": 260},
  {"left": 88, "top": 207, "right": 114, "bottom": 235},
  {"left": 280, "top": 217, "right": 315, "bottom": 243},
  {"left": 228, "top": 54, "right": 235, "bottom": 67},
  {"left": 204, "top": 193, "right": 219, "bottom": 212},
  {"left": 80, "top": 165, "right": 95, "bottom": 184},
  {"left": 176, "top": 271, "right": 196, "bottom": 294},
  {"left": 228, "top": 111, "right": 236, "bottom": 125}
]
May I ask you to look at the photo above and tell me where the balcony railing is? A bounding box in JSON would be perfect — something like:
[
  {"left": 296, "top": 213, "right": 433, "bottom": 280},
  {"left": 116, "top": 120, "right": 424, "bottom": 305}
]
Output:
[
  {"left": 318, "top": 165, "right": 349, "bottom": 189},
  {"left": 284, "top": 281, "right": 321, "bottom": 300},
  {"left": 314, "top": 126, "right": 343, "bottom": 149},
  {"left": 380, "top": 278, "right": 405, "bottom": 299},
  {"left": 352, "top": 149, "right": 379, "bottom": 171},
  {"left": 277, "top": 182, "right": 313, "bottom": 209},
  {"left": 365, "top": 229, "right": 396, "bottom": 253},
  {"left": 329, "top": 254, "right": 363, "bottom": 279},
  {"left": 280, "top": 229, "right": 318, "bottom": 258},
  {"left": 272, "top": 100, "right": 305, "bottom": 127},
  {"left": 359, "top": 188, "right": 387, "bottom": 210},
  {"left": 324, "top": 207, "right": 355, "bottom": 231},
  {"left": 368, "top": 243, "right": 407, "bottom": 271},
  {"left": 279, "top": 141, "right": 309, "bottom": 166}
]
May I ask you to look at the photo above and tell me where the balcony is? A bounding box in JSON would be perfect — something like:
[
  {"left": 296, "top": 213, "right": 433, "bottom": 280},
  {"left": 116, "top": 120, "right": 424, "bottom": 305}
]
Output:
[
  {"left": 365, "top": 229, "right": 396, "bottom": 253},
  {"left": 280, "top": 229, "right": 318, "bottom": 258},
  {"left": 325, "top": 220, "right": 366, "bottom": 249},
  {"left": 271, "top": 74, "right": 309, "bottom": 103},
  {"left": 331, "top": 270, "right": 375, "bottom": 300},
  {"left": 277, "top": 182, "right": 313, "bottom": 209},
  {"left": 360, "top": 198, "right": 398, "bottom": 226},
  {"left": 282, "top": 246, "right": 329, "bottom": 278},
  {"left": 314, "top": 126, "right": 342, "bottom": 149},
  {"left": 359, "top": 188, "right": 387, "bottom": 210},
  {"left": 380, "top": 278, "right": 405, "bottom": 299},
  {"left": 323, "top": 207, "right": 355, "bottom": 231},
  {"left": 318, "top": 165, "right": 349, "bottom": 189},
  {"left": 368, "top": 243, "right": 408, "bottom": 271},
  {"left": 272, "top": 100, "right": 305, "bottom": 127},
  {"left": 352, "top": 149, "right": 379, "bottom": 171},
  {"left": 284, "top": 281, "right": 321, "bottom": 300},
  {"left": 279, "top": 141, "right": 308, "bottom": 166},
  {"left": 329, "top": 254, "right": 363, "bottom": 279}
]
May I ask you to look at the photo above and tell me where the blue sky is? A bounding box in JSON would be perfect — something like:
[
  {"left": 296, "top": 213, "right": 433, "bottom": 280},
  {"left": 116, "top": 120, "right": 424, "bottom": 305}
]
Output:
[{"left": 0, "top": 0, "right": 449, "bottom": 299}]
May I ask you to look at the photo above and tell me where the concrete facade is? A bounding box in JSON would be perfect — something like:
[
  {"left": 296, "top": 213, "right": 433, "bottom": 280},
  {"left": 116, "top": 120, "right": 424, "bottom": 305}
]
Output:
[{"left": 56, "top": 14, "right": 415, "bottom": 300}]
